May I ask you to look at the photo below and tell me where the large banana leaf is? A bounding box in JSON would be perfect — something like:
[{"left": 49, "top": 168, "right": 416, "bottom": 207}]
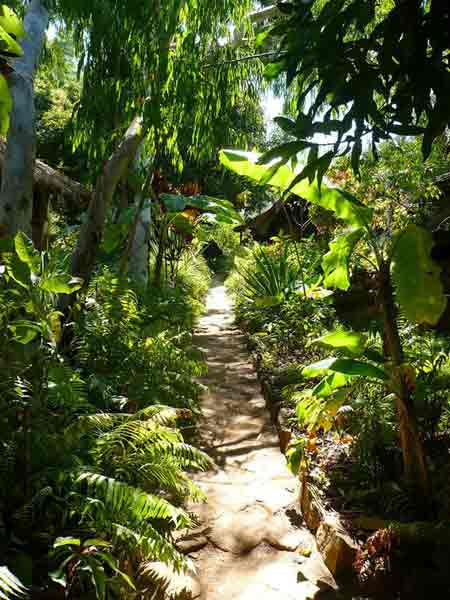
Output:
[
  {"left": 312, "top": 330, "right": 367, "bottom": 355},
  {"left": 219, "top": 149, "right": 372, "bottom": 228},
  {"left": 160, "top": 193, "right": 243, "bottom": 224},
  {"left": 392, "top": 225, "right": 447, "bottom": 326},
  {"left": 322, "top": 229, "right": 364, "bottom": 290},
  {"left": 302, "top": 356, "right": 387, "bottom": 381}
]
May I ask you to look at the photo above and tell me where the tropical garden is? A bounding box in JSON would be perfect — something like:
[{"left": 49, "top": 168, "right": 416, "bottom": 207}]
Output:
[{"left": 0, "top": 0, "right": 449, "bottom": 598}]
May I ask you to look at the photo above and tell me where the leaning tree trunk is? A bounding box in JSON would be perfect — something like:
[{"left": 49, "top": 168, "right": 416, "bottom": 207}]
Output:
[
  {"left": 0, "top": 0, "right": 49, "bottom": 238},
  {"left": 124, "top": 192, "right": 152, "bottom": 287},
  {"left": 378, "top": 262, "right": 430, "bottom": 502},
  {"left": 68, "top": 116, "right": 144, "bottom": 290}
]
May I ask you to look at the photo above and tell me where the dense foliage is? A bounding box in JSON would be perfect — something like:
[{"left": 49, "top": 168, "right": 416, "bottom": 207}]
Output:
[{"left": 1, "top": 0, "right": 450, "bottom": 597}]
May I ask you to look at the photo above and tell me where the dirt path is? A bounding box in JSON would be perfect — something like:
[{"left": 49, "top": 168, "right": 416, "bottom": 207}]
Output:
[{"left": 174, "top": 279, "right": 338, "bottom": 600}]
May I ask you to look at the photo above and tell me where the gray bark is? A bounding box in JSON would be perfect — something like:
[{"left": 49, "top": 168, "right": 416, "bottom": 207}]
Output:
[
  {"left": 128, "top": 193, "right": 151, "bottom": 286},
  {"left": 69, "top": 115, "right": 144, "bottom": 288},
  {"left": 0, "top": 0, "right": 49, "bottom": 237}
]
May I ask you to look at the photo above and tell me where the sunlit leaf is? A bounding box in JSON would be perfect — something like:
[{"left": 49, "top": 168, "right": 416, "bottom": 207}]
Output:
[
  {"left": 322, "top": 229, "right": 364, "bottom": 290},
  {"left": 392, "top": 224, "right": 447, "bottom": 325},
  {"left": 0, "top": 6, "right": 25, "bottom": 39},
  {"left": 40, "top": 276, "right": 83, "bottom": 294},
  {"left": 313, "top": 330, "right": 367, "bottom": 355},
  {"left": 219, "top": 149, "right": 371, "bottom": 227},
  {"left": 302, "top": 357, "right": 387, "bottom": 381}
]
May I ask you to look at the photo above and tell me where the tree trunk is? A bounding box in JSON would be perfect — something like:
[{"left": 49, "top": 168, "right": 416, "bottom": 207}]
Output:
[
  {"left": 378, "top": 262, "right": 430, "bottom": 501},
  {"left": 31, "top": 187, "right": 49, "bottom": 250},
  {"left": 153, "top": 217, "right": 166, "bottom": 287},
  {"left": 126, "top": 192, "right": 152, "bottom": 287},
  {"left": 0, "top": 0, "right": 49, "bottom": 238},
  {"left": 68, "top": 116, "right": 144, "bottom": 288}
]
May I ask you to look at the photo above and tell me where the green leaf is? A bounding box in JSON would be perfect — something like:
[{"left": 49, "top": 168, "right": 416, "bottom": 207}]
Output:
[
  {"left": 160, "top": 193, "right": 187, "bottom": 212},
  {"left": 102, "top": 225, "right": 124, "bottom": 253},
  {"left": 14, "top": 233, "right": 39, "bottom": 272},
  {"left": 9, "top": 321, "right": 41, "bottom": 344},
  {"left": 329, "top": 358, "right": 387, "bottom": 381},
  {"left": 53, "top": 537, "right": 81, "bottom": 549},
  {"left": 7, "top": 254, "right": 31, "bottom": 288},
  {"left": 0, "top": 74, "right": 12, "bottom": 136},
  {"left": 0, "top": 6, "right": 25, "bottom": 38},
  {"left": 254, "top": 294, "right": 284, "bottom": 308},
  {"left": 255, "top": 29, "right": 270, "bottom": 48},
  {"left": 313, "top": 330, "right": 367, "bottom": 355},
  {"left": 48, "top": 567, "right": 67, "bottom": 588},
  {"left": 312, "top": 372, "right": 353, "bottom": 398},
  {"left": 302, "top": 357, "right": 339, "bottom": 378},
  {"left": 83, "top": 539, "right": 113, "bottom": 549},
  {"left": 322, "top": 229, "right": 364, "bottom": 290},
  {"left": 0, "top": 21, "right": 22, "bottom": 57},
  {"left": 219, "top": 150, "right": 372, "bottom": 227},
  {"left": 40, "top": 276, "right": 83, "bottom": 294},
  {"left": 289, "top": 181, "right": 370, "bottom": 228},
  {"left": 96, "top": 553, "right": 136, "bottom": 590},
  {"left": 302, "top": 357, "right": 387, "bottom": 381},
  {"left": 264, "top": 60, "right": 286, "bottom": 80},
  {"left": 219, "top": 149, "right": 294, "bottom": 190},
  {"left": 392, "top": 225, "right": 447, "bottom": 325},
  {"left": 259, "top": 141, "right": 308, "bottom": 165}
]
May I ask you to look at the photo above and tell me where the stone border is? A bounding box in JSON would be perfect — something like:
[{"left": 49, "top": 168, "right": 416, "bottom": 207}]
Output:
[{"left": 249, "top": 344, "right": 361, "bottom": 587}]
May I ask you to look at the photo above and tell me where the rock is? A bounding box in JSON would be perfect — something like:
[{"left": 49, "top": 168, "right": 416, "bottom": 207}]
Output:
[
  {"left": 298, "top": 551, "right": 338, "bottom": 591},
  {"left": 176, "top": 536, "right": 208, "bottom": 554},
  {"left": 296, "top": 580, "right": 322, "bottom": 599},
  {"left": 299, "top": 475, "right": 321, "bottom": 531},
  {"left": 174, "top": 526, "right": 209, "bottom": 554},
  {"left": 266, "top": 511, "right": 308, "bottom": 551},
  {"left": 316, "top": 517, "right": 359, "bottom": 579},
  {"left": 208, "top": 504, "right": 272, "bottom": 554}
]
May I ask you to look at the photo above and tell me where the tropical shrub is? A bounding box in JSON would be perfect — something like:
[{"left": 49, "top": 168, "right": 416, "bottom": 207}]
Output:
[
  {"left": 0, "top": 235, "right": 210, "bottom": 598},
  {"left": 220, "top": 148, "right": 448, "bottom": 502}
]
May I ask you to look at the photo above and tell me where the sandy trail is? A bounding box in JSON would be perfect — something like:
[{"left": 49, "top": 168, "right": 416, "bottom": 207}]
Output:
[{"left": 181, "top": 279, "right": 335, "bottom": 600}]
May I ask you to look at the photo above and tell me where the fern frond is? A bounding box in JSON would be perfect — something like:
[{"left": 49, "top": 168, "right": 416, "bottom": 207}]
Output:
[
  {"left": 0, "top": 566, "right": 28, "bottom": 599},
  {"left": 76, "top": 472, "right": 192, "bottom": 528},
  {"left": 113, "top": 523, "right": 186, "bottom": 573}
]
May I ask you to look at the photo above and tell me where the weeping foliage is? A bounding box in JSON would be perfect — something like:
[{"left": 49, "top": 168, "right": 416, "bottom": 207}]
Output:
[{"left": 54, "top": 0, "right": 263, "bottom": 171}]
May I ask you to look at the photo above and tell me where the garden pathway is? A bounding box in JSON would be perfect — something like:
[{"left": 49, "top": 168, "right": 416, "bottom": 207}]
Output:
[{"left": 169, "top": 278, "right": 339, "bottom": 599}]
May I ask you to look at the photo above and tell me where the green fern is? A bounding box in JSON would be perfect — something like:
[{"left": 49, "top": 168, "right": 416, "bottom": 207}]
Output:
[{"left": 0, "top": 567, "right": 28, "bottom": 600}]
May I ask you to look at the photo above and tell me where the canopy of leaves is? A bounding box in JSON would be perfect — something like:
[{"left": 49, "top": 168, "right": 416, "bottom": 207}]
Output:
[
  {"left": 55, "top": 0, "right": 263, "bottom": 176},
  {"left": 262, "top": 0, "right": 450, "bottom": 181}
]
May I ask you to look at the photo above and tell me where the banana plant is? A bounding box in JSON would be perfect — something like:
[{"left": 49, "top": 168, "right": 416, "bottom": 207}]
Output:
[
  {"left": 0, "top": 233, "right": 82, "bottom": 498},
  {"left": 1, "top": 232, "right": 82, "bottom": 346},
  {"left": 220, "top": 149, "right": 448, "bottom": 501}
]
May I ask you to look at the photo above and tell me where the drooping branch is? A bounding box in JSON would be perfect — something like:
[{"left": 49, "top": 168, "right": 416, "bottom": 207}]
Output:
[{"left": 0, "top": 0, "right": 49, "bottom": 238}]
